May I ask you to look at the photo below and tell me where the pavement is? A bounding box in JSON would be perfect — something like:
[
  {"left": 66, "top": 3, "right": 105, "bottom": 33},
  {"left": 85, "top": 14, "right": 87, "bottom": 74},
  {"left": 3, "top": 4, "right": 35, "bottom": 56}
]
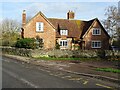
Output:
[{"left": 2, "top": 54, "right": 120, "bottom": 84}]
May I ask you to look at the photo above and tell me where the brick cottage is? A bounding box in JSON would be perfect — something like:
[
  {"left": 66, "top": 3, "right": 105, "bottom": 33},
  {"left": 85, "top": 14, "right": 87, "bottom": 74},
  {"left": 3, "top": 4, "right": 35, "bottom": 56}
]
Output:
[{"left": 21, "top": 10, "right": 110, "bottom": 50}]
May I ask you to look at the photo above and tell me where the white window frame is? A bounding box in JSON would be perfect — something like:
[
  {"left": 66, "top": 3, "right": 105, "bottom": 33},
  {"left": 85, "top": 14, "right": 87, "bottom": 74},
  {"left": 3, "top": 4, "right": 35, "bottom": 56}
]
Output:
[
  {"left": 91, "top": 41, "right": 101, "bottom": 48},
  {"left": 92, "top": 28, "right": 101, "bottom": 35},
  {"left": 60, "top": 30, "right": 68, "bottom": 35},
  {"left": 36, "top": 22, "right": 44, "bottom": 32},
  {"left": 59, "top": 40, "right": 68, "bottom": 47}
]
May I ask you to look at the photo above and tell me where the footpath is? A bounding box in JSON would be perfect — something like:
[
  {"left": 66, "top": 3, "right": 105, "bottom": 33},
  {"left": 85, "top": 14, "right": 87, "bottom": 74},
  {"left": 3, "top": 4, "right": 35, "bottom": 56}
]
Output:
[{"left": 2, "top": 54, "right": 120, "bottom": 84}]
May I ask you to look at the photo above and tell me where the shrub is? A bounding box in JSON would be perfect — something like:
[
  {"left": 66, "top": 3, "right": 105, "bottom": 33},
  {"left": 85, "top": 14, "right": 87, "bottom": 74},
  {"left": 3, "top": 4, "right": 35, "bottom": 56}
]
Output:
[
  {"left": 35, "top": 36, "right": 44, "bottom": 49},
  {"left": 2, "top": 31, "right": 20, "bottom": 46},
  {"left": 95, "top": 68, "right": 120, "bottom": 73},
  {"left": 55, "top": 41, "right": 60, "bottom": 49},
  {"left": 15, "top": 38, "right": 35, "bottom": 49},
  {"left": 97, "top": 50, "right": 106, "bottom": 59}
]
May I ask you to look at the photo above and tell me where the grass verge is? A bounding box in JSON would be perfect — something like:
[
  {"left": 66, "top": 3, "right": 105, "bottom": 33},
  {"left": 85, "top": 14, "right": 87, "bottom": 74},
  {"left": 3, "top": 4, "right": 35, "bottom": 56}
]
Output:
[
  {"left": 95, "top": 68, "right": 120, "bottom": 74},
  {"left": 34, "top": 57, "right": 98, "bottom": 61}
]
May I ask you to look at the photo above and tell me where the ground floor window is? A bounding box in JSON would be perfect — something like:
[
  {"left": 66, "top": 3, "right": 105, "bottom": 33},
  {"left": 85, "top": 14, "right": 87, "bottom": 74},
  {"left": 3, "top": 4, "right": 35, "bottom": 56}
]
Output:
[
  {"left": 91, "top": 41, "right": 101, "bottom": 48},
  {"left": 60, "top": 40, "right": 68, "bottom": 47}
]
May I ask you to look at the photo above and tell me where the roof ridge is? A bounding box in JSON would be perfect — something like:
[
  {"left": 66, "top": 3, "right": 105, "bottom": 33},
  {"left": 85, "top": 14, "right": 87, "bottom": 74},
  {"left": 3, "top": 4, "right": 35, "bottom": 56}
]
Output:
[
  {"left": 48, "top": 18, "right": 86, "bottom": 22},
  {"left": 48, "top": 18, "right": 98, "bottom": 22}
]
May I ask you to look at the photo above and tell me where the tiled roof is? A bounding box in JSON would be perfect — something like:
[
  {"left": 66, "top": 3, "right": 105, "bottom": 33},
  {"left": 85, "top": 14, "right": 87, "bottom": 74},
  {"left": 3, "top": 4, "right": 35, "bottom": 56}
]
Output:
[{"left": 48, "top": 18, "right": 95, "bottom": 39}]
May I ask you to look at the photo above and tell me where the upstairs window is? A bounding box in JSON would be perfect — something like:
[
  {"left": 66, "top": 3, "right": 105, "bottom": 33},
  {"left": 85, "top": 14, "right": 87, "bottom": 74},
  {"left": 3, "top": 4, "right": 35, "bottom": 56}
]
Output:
[
  {"left": 91, "top": 41, "right": 101, "bottom": 48},
  {"left": 60, "top": 30, "right": 68, "bottom": 35},
  {"left": 36, "top": 22, "right": 44, "bottom": 32},
  {"left": 92, "top": 28, "right": 101, "bottom": 35}
]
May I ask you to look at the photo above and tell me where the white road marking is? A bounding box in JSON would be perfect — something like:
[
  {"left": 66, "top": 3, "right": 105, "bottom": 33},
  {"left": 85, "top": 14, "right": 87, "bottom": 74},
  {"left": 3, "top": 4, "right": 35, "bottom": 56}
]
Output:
[
  {"left": 2, "top": 68, "right": 40, "bottom": 88},
  {"left": 83, "top": 81, "right": 88, "bottom": 85},
  {"left": 69, "top": 77, "right": 82, "bottom": 81},
  {"left": 57, "top": 73, "right": 64, "bottom": 76},
  {"left": 96, "top": 83, "right": 112, "bottom": 89},
  {"left": 53, "top": 73, "right": 64, "bottom": 77},
  {"left": 45, "top": 70, "right": 50, "bottom": 72},
  {"left": 61, "top": 76, "right": 72, "bottom": 78},
  {"left": 49, "top": 73, "right": 54, "bottom": 75}
]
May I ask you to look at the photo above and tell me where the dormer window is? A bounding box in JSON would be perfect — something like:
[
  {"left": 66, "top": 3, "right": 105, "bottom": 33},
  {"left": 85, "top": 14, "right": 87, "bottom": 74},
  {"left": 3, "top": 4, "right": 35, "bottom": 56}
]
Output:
[
  {"left": 36, "top": 22, "right": 44, "bottom": 32},
  {"left": 60, "top": 30, "right": 68, "bottom": 35},
  {"left": 92, "top": 28, "right": 101, "bottom": 35}
]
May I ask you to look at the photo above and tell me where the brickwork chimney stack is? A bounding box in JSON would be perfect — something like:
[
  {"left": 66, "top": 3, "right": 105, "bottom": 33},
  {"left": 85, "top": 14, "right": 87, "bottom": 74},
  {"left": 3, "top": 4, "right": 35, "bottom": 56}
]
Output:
[
  {"left": 22, "top": 10, "right": 26, "bottom": 27},
  {"left": 67, "top": 10, "right": 75, "bottom": 19}
]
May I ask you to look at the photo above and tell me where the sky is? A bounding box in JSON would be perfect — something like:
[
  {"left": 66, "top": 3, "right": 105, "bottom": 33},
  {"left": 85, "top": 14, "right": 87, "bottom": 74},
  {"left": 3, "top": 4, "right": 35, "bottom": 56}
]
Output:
[{"left": 0, "top": 0, "right": 119, "bottom": 22}]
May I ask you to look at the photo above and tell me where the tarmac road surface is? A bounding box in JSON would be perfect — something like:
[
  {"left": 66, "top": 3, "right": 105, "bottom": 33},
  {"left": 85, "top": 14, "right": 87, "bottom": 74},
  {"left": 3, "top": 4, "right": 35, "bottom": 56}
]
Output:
[{"left": 2, "top": 56, "right": 119, "bottom": 89}]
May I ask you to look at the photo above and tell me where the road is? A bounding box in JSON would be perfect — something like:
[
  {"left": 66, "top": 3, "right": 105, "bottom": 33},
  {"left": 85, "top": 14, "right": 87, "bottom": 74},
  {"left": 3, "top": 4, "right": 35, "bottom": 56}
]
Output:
[{"left": 2, "top": 56, "right": 118, "bottom": 89}]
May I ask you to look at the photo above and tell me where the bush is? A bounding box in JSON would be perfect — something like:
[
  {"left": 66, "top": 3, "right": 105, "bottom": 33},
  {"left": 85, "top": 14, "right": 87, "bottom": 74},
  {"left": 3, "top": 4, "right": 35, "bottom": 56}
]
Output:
[
  {"left": 15, "top": 38, "right": 35, "bottom": 49},
  {"left": 95, "top": 68, "right": 120, "bottom": 73},
  {"left": 2, "top": 31, "right": 20, "bottom": 46},
  {"left": 55, "top": 41, "right": 60, "bottom": 49},
  {"left": 97, "top": 50, "right": 106, "bottom": 59}
]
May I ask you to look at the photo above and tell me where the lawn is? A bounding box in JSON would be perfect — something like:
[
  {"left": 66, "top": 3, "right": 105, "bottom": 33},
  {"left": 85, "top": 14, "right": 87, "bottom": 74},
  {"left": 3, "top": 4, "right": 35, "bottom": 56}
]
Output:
[
  {"left": 95, "top": 68, "right": 120, "bottom": 74},
  {"left": 34, "top": 57, "right": 98, "bottom": 61}
]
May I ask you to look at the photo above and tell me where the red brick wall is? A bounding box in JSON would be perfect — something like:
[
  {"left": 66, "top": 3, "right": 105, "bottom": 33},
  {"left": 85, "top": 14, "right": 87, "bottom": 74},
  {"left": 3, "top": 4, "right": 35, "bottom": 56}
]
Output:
[
  {"left": 83, "top": 20, "right": 110, "bottom": 50},
  {"left": 23, "top": 13, "right": 56, "bottom": 49}
]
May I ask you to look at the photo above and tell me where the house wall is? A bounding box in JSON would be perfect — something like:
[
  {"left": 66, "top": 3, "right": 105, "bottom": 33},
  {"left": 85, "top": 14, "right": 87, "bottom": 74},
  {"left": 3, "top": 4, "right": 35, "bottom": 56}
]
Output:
[
  {"left": 83, "top": 21, "right": 110, "bottom": 50},
  {"left": 23, "top": 13, "right": 56, "bottom": 49}
]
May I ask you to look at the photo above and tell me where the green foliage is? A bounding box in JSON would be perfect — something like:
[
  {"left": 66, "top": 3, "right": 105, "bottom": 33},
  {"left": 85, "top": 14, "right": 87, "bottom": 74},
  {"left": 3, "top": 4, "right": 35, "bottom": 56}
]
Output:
[
  {"left": 35, "top": 36, "right": 44, "bottom": 49},
  {"left": 97, "top": 50, "right": 106, "bottom": 59},
  {"left": 2, "top": 31, "right": 20, "bottom": 46},
  {"left": 55, "top": 41, "right": 60, "bottom": 49},
  {"left": 95, "top": 68, "right": 120, "bottom": 73},
  {"left": 15, "top": 38, "right": 35, "bottom": 49},
  {"left": 112, "top": 39, "right": 120, "bottom": 48}
]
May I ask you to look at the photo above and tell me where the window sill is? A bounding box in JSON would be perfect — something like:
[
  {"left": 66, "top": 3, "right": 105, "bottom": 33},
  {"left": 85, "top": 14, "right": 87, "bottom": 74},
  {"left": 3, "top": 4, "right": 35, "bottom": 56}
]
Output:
[
  {"left": 36, "top": 31, "right": 44, "bottom": 33},
  {"left": 61, "top": 35, "right": 68, "bottom": 36},
  {"left": 91, "top": 47, "right": 101, "bottom": 48},
  {"left": 92, "top": 34, "right": 101, "bottom": 35}
]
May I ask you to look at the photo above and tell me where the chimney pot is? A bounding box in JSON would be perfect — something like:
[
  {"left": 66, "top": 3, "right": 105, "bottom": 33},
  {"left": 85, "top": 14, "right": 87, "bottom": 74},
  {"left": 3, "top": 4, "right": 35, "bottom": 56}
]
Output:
[
  {"left": 67, "top": 10, "right": 75, "bottom": 20},
  {"left": 23, "top": 10, "right": 26, "bottom": 14}
]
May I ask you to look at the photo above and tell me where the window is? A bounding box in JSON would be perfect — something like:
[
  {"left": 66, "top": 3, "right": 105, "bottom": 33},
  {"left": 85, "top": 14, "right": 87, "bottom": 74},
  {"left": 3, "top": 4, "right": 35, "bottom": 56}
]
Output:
[
  {"left": 60, "top": 30, "right": 68, "bottom": 35},
  {"left": 91, "top": 41, "right": 101, "bottom": 48},
  {"left": 92, "top": 28, "right": 101, "bottom": 35},
  {"left": 60, "top": 40, "right": 68, "bottom": 47},
  {"left": 36, "top": 22, "right": 43, "bottom": 32}
]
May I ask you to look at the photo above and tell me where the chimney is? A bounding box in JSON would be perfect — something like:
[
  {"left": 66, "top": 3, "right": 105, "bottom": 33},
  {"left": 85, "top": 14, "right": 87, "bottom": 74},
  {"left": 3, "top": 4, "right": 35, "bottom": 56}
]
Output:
[
  {"left": 22, "top": 10, "right": 26, "bottom": 27},
  {"left": 67, "top": 10, "right": 75, "bottom": 19}
]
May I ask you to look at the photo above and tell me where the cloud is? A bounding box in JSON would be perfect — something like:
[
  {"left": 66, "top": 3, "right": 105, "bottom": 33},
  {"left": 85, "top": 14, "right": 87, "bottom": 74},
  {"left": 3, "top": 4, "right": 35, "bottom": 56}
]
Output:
[
  {"left": 22, "top": 2, "right": 99, "bottom": 18},
  {"left": 1, "top": 0, "right": 119, "bottom": 2},
  {"left": 1, "top": 2, "right": 118, "bottom": 21},
  {"left": 22, "top": 2, "right": 115, "bottom": 20}
]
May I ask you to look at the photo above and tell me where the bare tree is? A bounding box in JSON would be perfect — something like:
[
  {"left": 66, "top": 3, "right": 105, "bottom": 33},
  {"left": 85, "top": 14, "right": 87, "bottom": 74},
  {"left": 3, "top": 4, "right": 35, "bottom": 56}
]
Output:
[
  {"left": 0, "top": 18, "right": 21, "bottom": 46},
  {"left": 102, "top": 5, "right": 120, "bottom": 46},
  {"left": 1, "top": 18, "right": 20, "bottom": 33}
]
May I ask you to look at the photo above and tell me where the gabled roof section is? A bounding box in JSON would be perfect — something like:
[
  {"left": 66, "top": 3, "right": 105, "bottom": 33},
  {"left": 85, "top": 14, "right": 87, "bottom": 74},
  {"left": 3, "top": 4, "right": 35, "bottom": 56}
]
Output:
[
  {"left": 23, "top": 11, "right": 55, "bottom": 29},
  {"left": 48, "top": 18, "right": 84, "bottom": 38},
  {"left": 82, "top": 18, "right": 110, "bottom": 38},
  {"left": 23, "top": 11, "right": 109, "bottom": 39},
  {"left": 48, "top": 18, "right": 95, "bottom": 38},
  {"left": 95, "top": 18, "right": 110, "bottom": 38},
  {"left": 80, "top": 19, "right": 95, "bottom": 38}
]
